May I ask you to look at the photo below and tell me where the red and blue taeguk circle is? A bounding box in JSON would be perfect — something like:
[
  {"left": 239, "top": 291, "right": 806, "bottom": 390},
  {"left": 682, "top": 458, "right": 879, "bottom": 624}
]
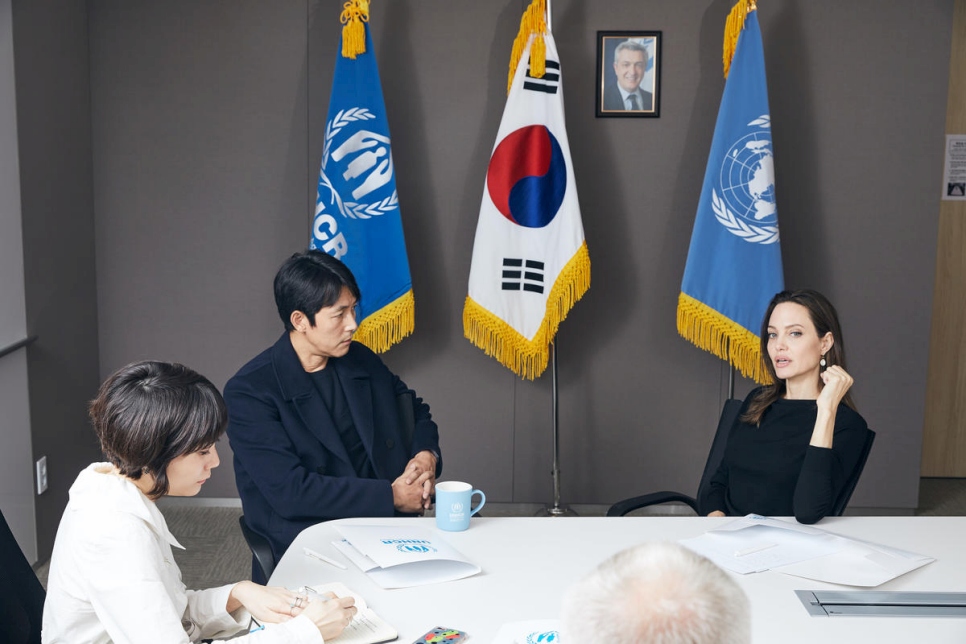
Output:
[{"left": 486, "top": 125, "right": 567, "bottom": 228}]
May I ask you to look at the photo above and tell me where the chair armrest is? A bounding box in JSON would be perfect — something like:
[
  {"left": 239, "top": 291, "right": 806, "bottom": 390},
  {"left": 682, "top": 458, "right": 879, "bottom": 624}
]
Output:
[{"left": 606, "top": 491, "right": 700, "bottom": 517}]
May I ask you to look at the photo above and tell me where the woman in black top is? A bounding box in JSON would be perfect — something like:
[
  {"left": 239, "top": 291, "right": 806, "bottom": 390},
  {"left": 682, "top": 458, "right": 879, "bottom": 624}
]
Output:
[{"left": 700, "top": 289, "right": 869, "bottom": 524}]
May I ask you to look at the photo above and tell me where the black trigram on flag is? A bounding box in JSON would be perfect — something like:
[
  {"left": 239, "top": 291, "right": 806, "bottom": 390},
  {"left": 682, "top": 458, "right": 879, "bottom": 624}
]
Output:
[
  {"left": 502, "top": 258, "right": 545, "bottom": 293},
  {"left": 523, "top": 59, "right": 560, "bottom": 94}
]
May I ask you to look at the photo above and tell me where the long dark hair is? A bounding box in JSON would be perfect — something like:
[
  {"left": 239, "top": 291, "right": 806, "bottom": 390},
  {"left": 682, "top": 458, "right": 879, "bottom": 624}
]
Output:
[{"left": 743, "top": 289, "right": 856, "bottom": 425}]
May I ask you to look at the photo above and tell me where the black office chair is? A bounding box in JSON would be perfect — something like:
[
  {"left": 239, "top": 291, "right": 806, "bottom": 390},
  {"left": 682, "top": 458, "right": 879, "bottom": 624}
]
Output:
[
  {"left": 238, "top": 515, "right": 275, "bottom": 584},
  {"left": 0, "top": 507, "right": 46, "bottom": 644},
  {"left": 607, "top": 400, "right": 876, "bottom": 518},
  {"left": 608, "top": 399, "right": 743, "bottom": 517},
  {"left": 829, "top": 428, "right": 876, "bottom": 516}
]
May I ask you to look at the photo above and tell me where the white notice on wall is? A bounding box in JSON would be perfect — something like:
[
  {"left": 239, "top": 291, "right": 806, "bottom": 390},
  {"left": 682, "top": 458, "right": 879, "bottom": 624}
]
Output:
[{"left": 942, "top": 134, "right": 966, "bottom": 200}]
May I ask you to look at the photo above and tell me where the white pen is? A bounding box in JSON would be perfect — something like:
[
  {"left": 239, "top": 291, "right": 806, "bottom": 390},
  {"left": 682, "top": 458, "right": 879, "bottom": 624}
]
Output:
[
  {"left": 303, "top": 546, "right": 348, "bottom": 570},
  {"left": 733, "top": 542, "right": 777, "bottom": 558}
]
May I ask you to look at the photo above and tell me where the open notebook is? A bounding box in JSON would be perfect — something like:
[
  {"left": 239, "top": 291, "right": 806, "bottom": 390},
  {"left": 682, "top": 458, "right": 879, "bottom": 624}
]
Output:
[
  {"left": 306, "top": 581, "right": 397, "bottom": 644},
  {"left": 253, "top": 581, "right": 399, "bottom": 644}
]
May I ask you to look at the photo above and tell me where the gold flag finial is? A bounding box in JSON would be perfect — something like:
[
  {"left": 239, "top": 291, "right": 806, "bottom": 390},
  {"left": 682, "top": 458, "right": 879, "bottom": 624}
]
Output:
[
  {"left": 340, "top": 0, "right": 370, "bottom": 59},
  {"left": 723, "top": 0, "right": 756, "bottom": 78},
  {"left": 507, "top": 0, "right": 547, "bottom": 95}
]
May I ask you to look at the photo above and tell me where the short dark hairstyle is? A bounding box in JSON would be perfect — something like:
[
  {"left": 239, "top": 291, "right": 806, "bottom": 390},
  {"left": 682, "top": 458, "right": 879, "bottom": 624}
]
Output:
[
  {"left": 274, "top": 250, "right": 361, "bottom": 332},
  {"left": 89, "top": 361, "right": 227, "bottom": 499}
]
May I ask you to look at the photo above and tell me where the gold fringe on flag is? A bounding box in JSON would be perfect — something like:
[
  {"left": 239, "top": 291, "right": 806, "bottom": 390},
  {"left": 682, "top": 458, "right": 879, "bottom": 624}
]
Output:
[
  {"left": 677, "top": 292, "right": 771, "bottom": 385},
  {"left": 354, "top": 289, "right": 414, "bottom": 354},
  {"left": 507, "top": 0, "right": 547, "bottom": 95},
  {"left": 723, "top": 0, "right": 756, "bottom": 78},
  {"left": 340, "top": 0, "right": 370, "bottom": 59},
  {"left": 464, "top": 242, "right": 591, "bottom": 380}
]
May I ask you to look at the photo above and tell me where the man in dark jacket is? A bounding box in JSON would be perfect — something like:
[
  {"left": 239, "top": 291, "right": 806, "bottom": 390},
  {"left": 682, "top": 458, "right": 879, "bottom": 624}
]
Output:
[{"left": 225, "top": 250, "right": 441, "bottom": 581}]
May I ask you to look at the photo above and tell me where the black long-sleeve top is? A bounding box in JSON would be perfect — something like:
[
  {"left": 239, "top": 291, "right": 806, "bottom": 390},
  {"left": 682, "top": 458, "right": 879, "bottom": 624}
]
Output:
[{"left": 700, "top": 388, "right": 868, "bottom": 524}]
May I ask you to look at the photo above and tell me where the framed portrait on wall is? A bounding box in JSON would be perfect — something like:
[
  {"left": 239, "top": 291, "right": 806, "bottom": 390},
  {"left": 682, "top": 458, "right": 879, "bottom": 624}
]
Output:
[{"left": 596, "top": 31, "right": 662, "bottom": 118}]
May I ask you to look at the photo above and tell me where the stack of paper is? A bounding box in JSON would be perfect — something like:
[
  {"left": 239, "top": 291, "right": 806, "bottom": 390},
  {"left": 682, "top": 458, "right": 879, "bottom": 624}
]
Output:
[
  {"left": 334, "top": 525, "right": 481, "bottom": 589},
  {"left": 680, "top": 515, "right": 935, "bottom": 587}
]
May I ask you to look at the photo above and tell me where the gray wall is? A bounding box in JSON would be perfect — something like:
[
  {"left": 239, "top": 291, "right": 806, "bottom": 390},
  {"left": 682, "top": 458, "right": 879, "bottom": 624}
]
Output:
[
  {"left": 12, "top": 0, "right": 102, "bottom": 558},
  {"left": 75, "top": 0, "right": 951, "bottom": 517}
]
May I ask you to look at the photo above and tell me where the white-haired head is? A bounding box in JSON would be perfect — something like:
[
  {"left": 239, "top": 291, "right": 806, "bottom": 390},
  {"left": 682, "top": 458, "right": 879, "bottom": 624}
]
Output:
[{"left": 561, "top": 541, "right": 750, "bottom": 644}]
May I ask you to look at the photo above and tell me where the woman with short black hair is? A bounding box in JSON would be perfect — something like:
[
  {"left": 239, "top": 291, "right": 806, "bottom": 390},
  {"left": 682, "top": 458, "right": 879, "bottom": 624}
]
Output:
[{"left": 42, "top": 361, "right": 356, "bottom": 643}]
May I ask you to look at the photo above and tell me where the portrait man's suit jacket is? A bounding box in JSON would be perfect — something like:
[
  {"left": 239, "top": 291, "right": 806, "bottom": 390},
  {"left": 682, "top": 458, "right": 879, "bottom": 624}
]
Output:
[{"left": 603, "top": 82, "right": 654, "bottom": 112}]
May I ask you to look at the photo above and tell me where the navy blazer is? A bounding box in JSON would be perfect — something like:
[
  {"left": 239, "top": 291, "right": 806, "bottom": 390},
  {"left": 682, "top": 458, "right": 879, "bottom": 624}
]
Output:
[{"left": 225, "top": 334, "right": 441, "bottom": 565}]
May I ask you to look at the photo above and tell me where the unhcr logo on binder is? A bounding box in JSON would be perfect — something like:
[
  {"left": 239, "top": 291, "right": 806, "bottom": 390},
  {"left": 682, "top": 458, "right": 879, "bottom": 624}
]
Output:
[{"left": 397, "top": 544, "right": 437, "bottom": 554}]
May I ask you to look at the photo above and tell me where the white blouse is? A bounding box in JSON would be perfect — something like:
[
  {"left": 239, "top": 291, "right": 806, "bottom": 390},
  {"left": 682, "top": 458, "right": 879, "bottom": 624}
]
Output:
[{"left": 42, "top": 463, "right": 322, "bottom": 644}]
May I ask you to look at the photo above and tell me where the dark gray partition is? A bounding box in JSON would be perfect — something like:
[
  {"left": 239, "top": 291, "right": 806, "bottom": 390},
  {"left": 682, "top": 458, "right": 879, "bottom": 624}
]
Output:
[{"left": 12, "top": 0, "right": 102, "bottom": 558}]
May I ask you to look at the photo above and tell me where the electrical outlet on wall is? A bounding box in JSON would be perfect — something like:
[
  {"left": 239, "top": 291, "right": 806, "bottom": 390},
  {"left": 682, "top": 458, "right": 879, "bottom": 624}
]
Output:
[{"left": 36, "top": 456, "right": 48, "bottom": 495}]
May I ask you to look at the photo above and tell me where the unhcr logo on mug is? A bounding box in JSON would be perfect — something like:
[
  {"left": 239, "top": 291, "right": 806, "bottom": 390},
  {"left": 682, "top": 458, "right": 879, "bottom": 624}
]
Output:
[
  {"left": 527, "top": 631, "right": 559, "bottom": 643},
  {"left": 435, "top": 481, "right": 486, "bottom": 532}
]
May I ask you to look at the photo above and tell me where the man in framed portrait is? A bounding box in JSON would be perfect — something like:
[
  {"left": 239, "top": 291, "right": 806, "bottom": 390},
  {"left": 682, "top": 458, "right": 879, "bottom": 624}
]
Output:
[{"left": 604, "top": 39, "right": 653, "bottom": 112}]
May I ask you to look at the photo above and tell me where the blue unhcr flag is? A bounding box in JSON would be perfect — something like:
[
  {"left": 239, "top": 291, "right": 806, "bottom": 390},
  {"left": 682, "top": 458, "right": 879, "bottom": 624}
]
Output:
[
  {"left": 678, "top": 6, "right": 783, "bottom": 383},
  {"left": 311, "top": 16, "right": 413, "bottom": 353}
]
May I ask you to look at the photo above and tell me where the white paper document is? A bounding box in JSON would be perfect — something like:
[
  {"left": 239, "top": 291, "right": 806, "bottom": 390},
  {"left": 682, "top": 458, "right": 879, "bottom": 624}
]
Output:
[
  {"left": 491, "top": 620, "right": 561, "bottom": 644},
  {"left": 680, "top": 515, "right": 934, "bottom": 586},
  {"left": 334, "top": 525, "right": 481, "bottom": 589}
]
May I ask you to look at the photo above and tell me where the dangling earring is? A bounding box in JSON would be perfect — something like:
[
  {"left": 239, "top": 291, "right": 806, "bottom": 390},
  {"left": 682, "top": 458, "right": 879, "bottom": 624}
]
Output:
[{"left": 820, "top": 354, "right": 827, "bottom": 369}]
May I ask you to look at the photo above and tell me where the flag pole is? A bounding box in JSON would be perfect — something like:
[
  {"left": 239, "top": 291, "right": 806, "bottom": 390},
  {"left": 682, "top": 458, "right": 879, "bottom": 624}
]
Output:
[
  {"left": 728, "top": 337, "right": 736, "bottom": 400},
  {"left": 540, "top": 0, "right": 575, "bottom": 517},
  {"left": 539, "top": 340, "right": 576, "bottom": 516}
]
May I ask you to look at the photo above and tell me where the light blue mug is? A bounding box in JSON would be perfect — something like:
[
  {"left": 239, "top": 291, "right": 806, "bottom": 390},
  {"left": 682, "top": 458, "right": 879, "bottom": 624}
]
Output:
[{"left": 435, "top": 481, "right": 486, "bottom": 531}]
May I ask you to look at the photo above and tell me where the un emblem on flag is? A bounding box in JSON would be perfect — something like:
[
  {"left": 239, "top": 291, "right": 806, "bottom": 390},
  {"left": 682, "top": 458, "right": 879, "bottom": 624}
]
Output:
[{"left": 712, "top": 115, "right": 779, "bottom": 245}]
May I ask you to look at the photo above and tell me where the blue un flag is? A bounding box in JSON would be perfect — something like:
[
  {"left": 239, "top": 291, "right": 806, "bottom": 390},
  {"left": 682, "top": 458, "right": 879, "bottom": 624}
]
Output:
[
  {"left": 311, "top": 21, "right": 413, "bottom": 353},
  {"left": 678, "top": 9, "right": 784, "bottom": 383}
]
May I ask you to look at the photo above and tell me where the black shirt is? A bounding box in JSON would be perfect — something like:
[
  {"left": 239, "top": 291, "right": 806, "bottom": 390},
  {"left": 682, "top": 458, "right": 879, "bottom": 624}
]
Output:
[
  {"left": 308, "top": 367, "right": 374, "bottom": 479},
  {"left": 701, "top": 388, "right": 868, "bottom": 523}
]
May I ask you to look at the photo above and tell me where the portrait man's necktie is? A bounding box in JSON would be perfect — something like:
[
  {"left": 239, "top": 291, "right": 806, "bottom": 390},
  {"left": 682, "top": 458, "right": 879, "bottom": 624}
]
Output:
[{"left": 628, "top": 93, "right": 640, "bottom": 110}]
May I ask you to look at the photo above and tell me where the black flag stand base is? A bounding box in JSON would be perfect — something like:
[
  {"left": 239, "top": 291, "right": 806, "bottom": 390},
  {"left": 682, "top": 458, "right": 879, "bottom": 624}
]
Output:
[{"left": 537, "top": 341, "right": 577, "bottom": 517}]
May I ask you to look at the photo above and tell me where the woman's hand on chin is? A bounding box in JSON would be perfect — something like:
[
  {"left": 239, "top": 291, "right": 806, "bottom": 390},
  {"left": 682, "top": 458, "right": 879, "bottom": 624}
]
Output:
[{"left": 817, "top": 365, "right": 853, "bottom": 411}]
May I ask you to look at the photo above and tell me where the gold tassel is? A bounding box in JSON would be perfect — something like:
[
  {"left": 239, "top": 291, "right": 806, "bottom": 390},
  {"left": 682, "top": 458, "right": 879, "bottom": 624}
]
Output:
[
  {"left": 354, "top": 290, "right": 415, "bottom": 354},
  {"left": 723, "top": 0, "right": 756, "bottom": 78},
  {"left": 507, "top": 0, "right": 548, "bottom": 95},
  {"left": 464, "top": 243, "right": 590, "bottom": 380},
  {"left": 676, "top": 292, "right": 772, "bottom": 385},
  {"left": 340, "top": 0, "right": 370, "bottom": 59}
]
